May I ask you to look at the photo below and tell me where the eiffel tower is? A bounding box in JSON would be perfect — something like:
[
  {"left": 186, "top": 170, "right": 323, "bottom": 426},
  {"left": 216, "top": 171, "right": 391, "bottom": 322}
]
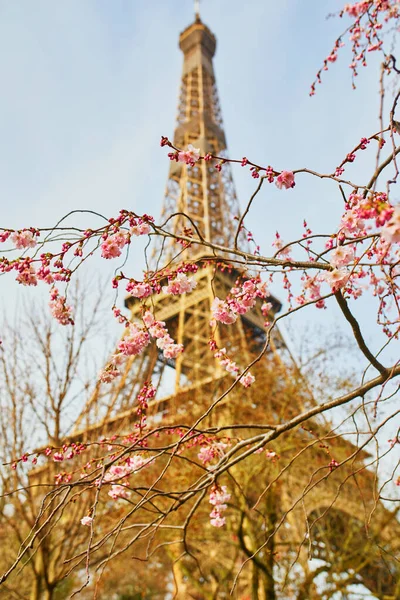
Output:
[
  {"left": 71, "top": 10, "right": 286, "bottom": 438},
  {"left": 30, "top": 10, "right": 399, "bottom": 600}
]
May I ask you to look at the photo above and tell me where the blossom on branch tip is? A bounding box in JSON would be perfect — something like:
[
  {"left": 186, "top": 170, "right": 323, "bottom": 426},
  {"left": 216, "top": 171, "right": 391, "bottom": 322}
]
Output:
[
  {"left": 49, "top": 289, "right": 74, "bottom": 326},
  {"left": 209, "top": 485, "right": 231, "bottom": 506},
  {"left": 198, "top": 441, "right": 229, "bottom": 465},
  {"left": 0, "top": 231, "right": 11, "bottom": 243},
  {"left": 198, "top": 446, "right": 218, "bottom": 465},
  {"left": 275, "top": 170, "right": 295, "bottom": 190},
  {"left": 261, "top": 302, "right": 273, "bottom": 316},
  {"left": 265, "top": 450, "right": 278, "bottom": 460},
  {"left": 80, "top": 516, "right": 93, "bottom": 526},
  {"left": 272, "top": 236, "right": 292, "bottom": 259}
]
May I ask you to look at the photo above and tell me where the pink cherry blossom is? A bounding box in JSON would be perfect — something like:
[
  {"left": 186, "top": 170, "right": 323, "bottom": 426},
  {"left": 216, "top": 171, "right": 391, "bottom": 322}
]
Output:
[
  {"left": 211, "top": 297, "right": 237, "bottom": 325},
  {"left": 303, "top": 276, "right": 322, "bottom": 300},
  {"left": 239, "top": 372, "right": 255, "bottom": 388},
  {"left": 344, "top": 2, "right": 369, "bottom": 18},
  {"left": 37, "top": 265, "right": 54, "bottom": 284},
  {"left": 275, "top": 170, "right": 295, "bottom": 190},
  {"left": 101, "top": 232, "right": 128, "bottom": 259},
  {"left": 272, "top": 236, "right": 292, "bottom": 259},
  {"left": 108, "top": 484, "right": 131, "bottom": 500},
  {"left": 142, "top": 311, "right": 183, "bottom": 360},
  {"left": 198, "top": 442, "right": 228, "bottom": 465},
  {"left": 11, "top": 230, "right": 37, "bottom": 249},
  {"left": 340, "top": 209, "right": 365, "bottom": 235},
  {"left": 99, "top": 367, "right": 121, "bottom": 383},
  {"left": 261, "top": 301, "right": 273, "bottom": 316},
  {"left": 49, "top": 290, "right": 74, "bottom": 326},
  {"left": 210, "top": 513, "right": 226, "bottom": 527},
  {"left": 126, "top": 282, "right": 152, "bottom": 298},
  {"left": 16, "top": 264, "right": 37, "bottom": 286},
  {"left": 209, "top": 485, "right": 231, "bottom": 506},
  {"left": 214, "top": 348, "right": 239, "bottom": 375},
  {"left": 125, "top": 455, "right": 148, "bottom": 473},
  {"left": 0, "top": 231, "right": 11, "bottom": 243},
  {"left": 143, "top": 310, "right": 156, "bottom": 328},
  {"left": 380, "top": 206, "right": 400, "bottom": 244},
  {"left": 118, "top": 324, "right": 150, "bottom": 356},
  {"left": 329, "top": 245, "right": 355, "bottom": 268},
  {"left": 102, "top": 456, "right": 149, "bottom": 485},
  {"left": 162, "top": 272, "right": 197, "bottom": 295},
  {"left": 131, "top": 222, "right": 151, "bottom": 236},
  {"left": 80, "top": 516, "right": 93, "bottom": 527},
  {"left": 156, "top": 336, "right": 183, "bottom": 359},
  {"left": 178, "top": 144, "right": 200, "bottom": 166},
  {"left": 324, "top": 268, "right": 350, "bottom": 292},
  {"left": 265, "top": 450, "right": 278, "bottom": 460},
  {"left": 198, "top": 446, "right": 217, "bottom": 465},
  {"left": 104, "top": 465, "right": 127, "bottom": 482},
  {"left": 209, "top": 485, "right": 230, "bottom": 527}
]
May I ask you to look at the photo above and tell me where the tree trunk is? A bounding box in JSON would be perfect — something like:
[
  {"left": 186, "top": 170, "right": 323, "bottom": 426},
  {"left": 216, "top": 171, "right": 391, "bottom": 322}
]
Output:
[
  {"left": 29, "top": 577, "right": 41, "bottom": 600},
  {"left": 43, "top": 586, "right": 54, "bottom": 600}
]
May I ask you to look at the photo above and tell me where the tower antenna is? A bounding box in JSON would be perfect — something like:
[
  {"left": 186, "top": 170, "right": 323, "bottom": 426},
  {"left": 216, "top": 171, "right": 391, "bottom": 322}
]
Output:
[{"left": 194, "top": 0, "right": 200, "bottom": 19}]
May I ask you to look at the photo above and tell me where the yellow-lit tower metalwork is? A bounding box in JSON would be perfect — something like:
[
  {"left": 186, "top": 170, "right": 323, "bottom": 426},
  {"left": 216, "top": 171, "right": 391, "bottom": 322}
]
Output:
[{"left": 73, "top": 13, "right": 283, "bottom": 434}]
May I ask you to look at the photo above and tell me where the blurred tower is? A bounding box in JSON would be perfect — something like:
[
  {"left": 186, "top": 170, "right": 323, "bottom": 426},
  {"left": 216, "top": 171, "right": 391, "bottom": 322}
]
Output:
[{"left": 73, "top": 14, "right": 283, "bottom": 434}]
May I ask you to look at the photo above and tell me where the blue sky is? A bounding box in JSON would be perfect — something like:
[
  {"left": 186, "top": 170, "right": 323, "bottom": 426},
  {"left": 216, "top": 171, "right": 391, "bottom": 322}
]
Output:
[{"left": 0, "top": 0, "right": 395, "bottom": 367}]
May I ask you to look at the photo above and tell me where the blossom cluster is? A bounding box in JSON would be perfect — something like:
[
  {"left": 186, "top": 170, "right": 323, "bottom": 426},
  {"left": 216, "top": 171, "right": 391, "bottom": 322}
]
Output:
[
  {"left": 162, "top": 272, "right": 197, "bottom": 295},
  {"left": 101, "top": 219, "right": 151, "bottom": 260},
  {"left": 0, "top": 212, "right": 154, "bottom": 330},
  {"left": 143, "top": 310, "right": 183, "bottom": 359},
  {"left": 290, "top": 189, "right": 399, "bottom": 314},
  {"left": 49, "top": 288, "right": 74, "bottom": 326},
  {"left": 83, "top": 454, "right": 151, "bottom": 503},
  {"left": 100, "top": 311, "right": 183, "bottom": 383},
  {"left": 212, "top": 346, "right": 255, "bottom": 388},
  {"left": 311, "top": 0, "right": 400, "bottom": 94},
  {"left": 135, "top": 382, "right": 156, "bottom": 431},
  {"left": 211, "top": 277, "right": 269, "bottom": 326},
  {"left": 209, "top": 485, "right": 231, "bottom": 527},
  {"left": 198, "top": 441, "right": 229, "bottom": 466}
]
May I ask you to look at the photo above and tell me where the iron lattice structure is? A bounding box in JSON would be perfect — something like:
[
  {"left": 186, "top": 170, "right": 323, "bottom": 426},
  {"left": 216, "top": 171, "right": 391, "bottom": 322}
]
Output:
[
  {"left": 161, "top": 16, "right": 242, "bottom": 252},
  {"left": 33, "top": 16, "right": 399, "bottom": 599},
  {"left": 72, "top": 16, "right": 285, "bottom": 435}
]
